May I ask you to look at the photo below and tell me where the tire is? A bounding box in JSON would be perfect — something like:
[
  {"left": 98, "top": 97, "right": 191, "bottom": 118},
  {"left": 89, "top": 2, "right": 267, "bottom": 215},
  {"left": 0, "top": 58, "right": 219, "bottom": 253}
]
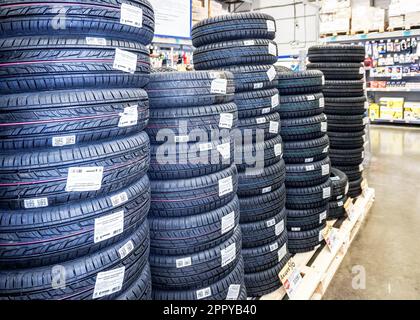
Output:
[
  {"left": 281, "top": 114, "right": 327, "bottom": 141},
  {"left": 285, "top": 157, "right": 331, "bottom": 188},
  {"left": 152, "top": 258, "right": 246, "bottom": 300},
  {"left": 323, "top": 80, "right": 365, "bottom": 97},
  {"left": 149, "top": 137, "right": 234, "bottom": 180},
  {"left": 237, "top": 112, "right": 280, "bottom": 140},
  {"left": 192, "top": 12, "right": 276, "bottom": 47},
  {"left": 242, "top": 229, "right": 288, "bottom": 273},
  {"left": 0, "top": 37, "right": 150, "bottom": 94},
  {"left": 348, "top": 177, "right": 363, "bottom": 198},
  {"left": 334, "top": 165, "right": 363, "bottom": 181},
  {"left": 286, "top": 179, "right": 332, "bottom": 210},
  {"left": 0, "top": 131, "right": 150, "bottom": 210},
  {"left": 149, "top": 196, "right": 240, "bottom": 255},
  {"left": 234, "top": 88, "right": 280, "bottom": 118},
  {"left": 146, "top": 71, "right": 234, "bottom": 108},
  {"left": 328, "top": 130, "right": 366, "bottom": 149},
  {"left": 276, "top": 69, "right": 324, "bottom": 95},
  {"left": 239, "top": 184, "right": 286, "bottom": 223},
  {"left": 238, "top": 159, "right": 286, "bottom": 197},
  {"left": 330, "top": 168, "right": 349, "bottom": 199},
  {"left": 324, "top": 96, "right": 367, "bottom": 116},
  {"left": 146, "top": 103, "right": 238, "bottom": 144},
  {"left": 288, "top": 222, "right": 326, "bottom": 254},
  {"left": 116, "top": 264, "right": 152, "bottom": 300},
  {"left": 150, "top": 226, "right": 242, "bottom": 290},
  {"left": 0, "top": 175, "right": 150, "bottom": 269},
  {"left": 150, "top": 164, "right": 238, "bottom": 217},
  {"left": 223, "top": 65, "right": 278, "bottom": 92},
  {"left": 287, "top": 205, "right": 328, "bottom": 232},
  {"left": 330, "top": 147, "right": 364, "bottom": 166},
  {"left": 193, "top": 39, "right": 278, "bottom": 70},
  {"left": 308, "top": 45, "right": 365, "bottom": 63},
  {"left": 0, "top": 221, "right": 150, "bottom": 300},
  {"left": 283, "top": 135, "right": 329, "bottom": 164},
  {"left": 0, "top": 88, "right": 149, "bottom": 150},
  {"left": 241, "top": 208, "right": 286, "bottom": 248},
  {"left": 307, "top": 63, "right": 364, "bottom": 80},
  {"left": 0, "top": 0, "right": 155, "bottom": 45},
  {"left": 326, "top": 114, "right": 366, "bottom": 132},
  {"left": 279, "top": 92, "right": 325, "bottom": 119},
  {"left": 328, "top": 197, "right": 347, "bottom": 220}
]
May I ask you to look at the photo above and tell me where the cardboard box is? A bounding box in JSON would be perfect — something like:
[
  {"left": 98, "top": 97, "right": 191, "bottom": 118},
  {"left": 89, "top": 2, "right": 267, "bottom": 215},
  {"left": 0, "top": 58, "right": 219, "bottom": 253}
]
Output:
[
  {"left": 405, "top": 12, "right": 420, "bottom": 27},
  {"left": 351, "top": 6, "right": 385, "bottom": 32},
  {"left": 320, "top": 0, "right": 351, "bottom": 14},
  {"left": 389, "top": 15, "right": 405, "bottom": 29},
  {"left": 404, "top": 102, "right": 420, "bottom": 120},
  {"left": 369, "top": 103, "right": 380, "bottom": 120},
  {"left": 320, "top": 8, "right": 351, "bottom": 34},
  {"left": 379, "top": 97, "right": 404, "bottom": 120}
]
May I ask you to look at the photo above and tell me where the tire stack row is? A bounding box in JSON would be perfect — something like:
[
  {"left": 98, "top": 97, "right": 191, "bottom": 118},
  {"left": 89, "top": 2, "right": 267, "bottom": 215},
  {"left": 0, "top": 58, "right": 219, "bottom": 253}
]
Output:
[
  {"left": 307, "top": 45, "right": 367, "bottom": 199},
  {"left": 276, "top": 70, "right": 332, "bottom": 254},
  {"left": 0, "top": 0, "right": 155, "bottom": 300},
  {"left": 192, "top": 13, "right": 290, "bottom": 297},
  {"left": 145, "top": 71, "right": 246, "bottom": 300}
]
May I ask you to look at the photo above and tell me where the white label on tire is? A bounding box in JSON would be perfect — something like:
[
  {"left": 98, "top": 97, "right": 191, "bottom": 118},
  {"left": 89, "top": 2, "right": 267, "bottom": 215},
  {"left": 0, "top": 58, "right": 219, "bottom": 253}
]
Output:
[
  {"left": 306, "top": 95, "right": 316, "bottom": 101},
  {"left": 221, "top": 211, "right": 235, "bottom": 235},
  {"left": 267, "top": 20, "right": 276, "bottom": 32},
  {"left": 261, "top": 107, "right": 271, "bottom": 114},
  {"left": 197, "top": 287, "right": 212, "bottom": 300},
  {"left": 337, "top": 195, "right": 343, "bottom": 200},
  {"left": 361, "top": 151, "right": 365, "bottom": 158},
  {"left": 85, "top": 37, "right": 107, "bottom": 46},
  {"left": 118, "top": 105, "right": 138, "bottom": 127},
  {"left": 254, "top": 82, "right": 264, "bottom": 89},
  {"left": 120, "top": 3, "right": 143, "bottom": 28},
  {"left": 217, "top": 142, "right": 230, "bottom": 160},
  {"left": 66, "top": 166, "right": 103, "bottom": 192},
  {"left": 52, "top": 135, "right": 76, "bottom": 147},
  {"left": 322, "top": 164, "right": 330, "bottom": 176},
  {"left": 337, "top": 200, "right": 344, "bottom": 207},
  {"left": 94, "top": 210, "right": 124, "bottom": 243},
  {"left": 275, "top": 220, "right": 285, "bottom": 236},
  {"left": 330, "top": 176, "right": 340, "bottom": 181},
  {"left": 319, "top": 97, "right": 325, "bottom": 108},
  {"left": 323, "top": 187, "right": 331, "bottom": 199},
  {"left": 174, "top": 135, "right": 189, "bottom": 143},
  {"left": 262, "top": 186, "right": 272, "bottom": 194},
  {"left": 321, "top": 122, "right": 328, "bottom": 132},
  {"left": 221, "top": 243, "right": 236, "bottom": 267},
  {"left": 278, "top": 244, "right": 287, "bottom": 262},
  {"left": 322, "top": 75, "right": 325, "bottom": 85},
  {"left": 266, "top": 218, "right": 276, "bottom": 228},
  {"left": 211, "top": 79, "right": 227, "bottom": 94},
  {"left": 271, "top": 94, "right": 280, "bottom": 108},
  {"left": 305, "top": 158, "right": 314, "bottom": 163},
  {"left": 226, "top": 284, "right": 241, "bottom": 300},
  {"left": 319, "top": 232, "right": 324, "bottom": 242},
  {"left": 269, "top": 121, "right": 279, "bottom": 134},
  {"left": 267, "top": 66, "right": 277, "bottom": 81},
  {"left": 118, "top": 240, "right": 134, "bottom": 260},
  {"left": 176, "top": 257, "right": 192, "bottom": 269},
  {"left": 113, "top": 48, "right": 137, "bottom": 74},
  {"left": 320, "top": 211, "right": 327, "bottom": 223},
  {"left": 359, "top": 164, "right": 364, "bottom": 172},
  {"left": 270, "top": 242, "right": 279, "bottom": 252},
  {"left": 291, "top": 227, "right": 301, "bottom": 231},
  {"left": 305, "top": 165, "right": 315, "bottom": 171},
  {"left": 359, "top": 66, "right": 365, "bottom": 74},
  {"left": 323, "top": 146, "right": 329, "bottom": 153},
  {"left": 199, "top": 142, "right": 213, "bottom": 152},
  {"left": 256, "top": 117, "right": 266, "bottom": 124},
  {"left": 218, "top": 176, "right": 233, "bottom": 197},
  {"left": 110, "top": 191, "right": 129, "bottom": 207},
  {"left": 364, "top": 101, "right": 369, "bottom": 110},
  {"left": 244, "top": 40, "right": 255, "bottom": 46},
  {"left": 219, "top": 113, "right": 233, "bottom": 129},
  {"left": 345, "top": 182, "right": 349, "bottom": 194},
  {"left": 93, "top": 267, "right": 125, "bottom": 299},
  {"left": 268, "top": 43, "right": 277, "bottom": 56},
  {"left": 274, "top": 144, "right": 282, "bottom": 157},
  {"left": 362, "top": 135, "right": 366, "bottom": 142},
  {"left": 363, "top": 117, "right": 369, "bottom": 125},
  {"left": 24, "top": 197, "right": 49, "bottom": 209}
]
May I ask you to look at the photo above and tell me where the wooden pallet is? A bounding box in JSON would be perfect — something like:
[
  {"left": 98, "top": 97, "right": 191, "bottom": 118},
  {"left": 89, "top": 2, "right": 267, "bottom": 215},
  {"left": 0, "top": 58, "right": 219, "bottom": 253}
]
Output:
[
  {"left": 388, "top": 25, "right": 420, "bottom": 32},
  {"left": 260, "top": 184, "right": 375, "bottom": 301},
  {"left": 350, "top": 28, "right": 384, "bottom": 35},
  {"left": 320, "top": 31, "right": 349, "bottom": 38}
]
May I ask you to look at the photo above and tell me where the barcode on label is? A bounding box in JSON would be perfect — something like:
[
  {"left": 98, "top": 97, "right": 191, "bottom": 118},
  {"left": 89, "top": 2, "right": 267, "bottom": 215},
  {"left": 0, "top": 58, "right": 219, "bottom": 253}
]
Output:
[
  {"left": 24, "top": 197, "right": 48, "bottom": 209},
  {"left": 120, "top": 3, "right": 143, "bottom": 28},
  {"left": 110, "top": 192, "right": 129, "bottom": 207},
  {"left": 196, "top": 287, "right": 212, "bottom": 300},
  {"left": 93, "top": 267, "right": 125, "bottom": 299},
  {"left": 94, "top": 210, "right": 124, "bottom": 243},
  {"left": 66, "top": 166, "right": 103, "bottom": 192},
  {"left": 52, "top": 135, "right": 76, "bottom": 147},
  {"left": 118, "top": 105, "right": 138, "bottom": 127},
  {"left": 118, "top": 240, "right": 134, "bottom": 259},
  {"left": 219, "top": 176, "right": 233, "bottom": 197},
  {"left": 176, "top": 257, "right": 192, "bottom": 269}
]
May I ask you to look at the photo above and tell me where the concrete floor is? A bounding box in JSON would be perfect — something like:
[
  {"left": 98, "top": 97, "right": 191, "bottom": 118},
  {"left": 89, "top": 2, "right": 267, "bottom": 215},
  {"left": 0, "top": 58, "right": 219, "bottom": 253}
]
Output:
[{"left": 324, "top": 125, "right": 420, "bottom": 300}]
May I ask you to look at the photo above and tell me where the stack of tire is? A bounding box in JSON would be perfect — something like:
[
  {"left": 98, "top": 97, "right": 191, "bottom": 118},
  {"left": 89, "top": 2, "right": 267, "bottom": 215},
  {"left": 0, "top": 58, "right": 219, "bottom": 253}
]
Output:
[
  {"left": 192, "top": 13, "right": 290, "bottom": 298},
  {"left": 145, "top": 71, "right": 246, "bottom": 300},
  {"left": 0, "top": 0, "right": 155, "bottom": 300},
  {"left": 307, "top": 45, "right": 367, "bottom": 199},
  {"left": 328, "top": 168, "right": 349, "bottom": 220},
  {"left": 276, "top": 69, "right": 332, "bottom": 254}
]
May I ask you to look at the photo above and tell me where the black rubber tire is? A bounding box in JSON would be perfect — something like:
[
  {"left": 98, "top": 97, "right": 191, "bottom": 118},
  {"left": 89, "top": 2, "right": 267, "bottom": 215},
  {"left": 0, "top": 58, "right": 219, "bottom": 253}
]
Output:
[
  {"left": 239, "top": 184, "right": 286, "bottom": 223},
  {"left": 0, "top": 221, "right": 150, "bottom": 300},
  {"left": 285, "top": 157, "right": 331, "bottom": 188},
  {"left": 0, "top": 131, "right": 150, "bottom": 210},
  {"left": 327, "top": 114, "right": 367, "bottom": 132},
  {"left": 330, "top": 168, "right": 349, "bottom": 200},
  {"left": 323, "top": 80, "right": 365, "bottom": 97},
  {"left": 116, "top": 264, "right": 152, "bottom": 300},
  {"left": 334, "top": 165, "right": 363, "bottom": 181},
  {"left": 0, "top": 0, "right": 155, "bottom": 45},
  {"left": 146, "top": 103, "right": 238, "bottom": 144},
  {"left": 149, "top": 196, "right": 240, "bottom": 256},
  {"left": 287, "top": 205, "right": 328, "bottom": 232},
  {"left": 152, "top": 258, "right": 246, "bottom": 300},
  {"left": 241, "top": 208, "right": 286, "bottom": 248},
  {"left": 193, "top": 39, "right": 278, "bottom": 70},
  {"left": 242, "top": 229, "right": 288, "bottom": 273},
  {"left": 0, "top": 88, "right": 149, "bottom": 150},
  {"left": 237, "top": 112, "right": 280, "bottom": 140},
  {"left": 324, "top": 96, "right": 367, "bottom": 116},
  {"left": 283, "top": 135, "right": 329, "bottom": 164},
  {"left": 238, "top": 159, "right": 286, "bottom": 197},
  {"left": 328, "top": 197, "right": 347, "bottom": 220},
  {"left": 286, "top": 179, "right": 332, "bottom": 210},
  {"left": 279, "top": 92, "right": 325, "bottom": 119},
  {"left": 276, "top": 69, "right": 324, "bottom": 95},
  {"left": 146, "top": 71, "right": 234, "bottom": 108},
  {"left": 192, "top": 12, "right": 276, "bottom": 47},
  {"left": 0, "top": 175, "right": 150, "bottom": 269},
  {"left": 224, "top": 65, "right": 278, "bottom": 92},
  {"left": 307, "top": 63, "right": 364, "bottom": 80},
  {"left": 308, "top": 45, "right": 365, "bottom": 63},
  {"left": 0, "top": 37, "right": 150, "bottom": 94},
  {"left": 328, "top": 130, "right": 366, "bottom": 149},
  {"left": 348, "top": 177, "right": 363, "bottom": 198},
  {"left": 149, "top": 137, "right": 234, "bottom": 180},
  {"left": 288, "top": 222, "right": 326, "bottom": 254},
  {"left": 234, "top": 88, "right": 280, "bottom": 118},
  {"left": 330, "top": 147, "right": 364, "bottom": 166},
  {"left": 150, "top": 164, "right": 238, "bottom": 217},
  {"left": 281, "top": 114, "right": 328, "bottom": 141}
]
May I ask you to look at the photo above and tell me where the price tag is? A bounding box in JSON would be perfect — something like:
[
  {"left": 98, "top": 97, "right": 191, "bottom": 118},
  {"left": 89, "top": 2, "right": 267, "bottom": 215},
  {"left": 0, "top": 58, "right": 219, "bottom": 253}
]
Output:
[
  {"left": 85, "top": 37, "right": 107, "bottom": 46},
  {"left": 197, "top": 287, "right": 212, "bottom": 300},
  {"left": 269, "top": 121, "right": 279, "bottom": 134},
  {"left": 221, "top": 211, "right": 235, "bottom": 234},
  {"left": 271, "top": 94, "right": 280, "bottom": 108},
  {"left": 268, "top": 43, "right": 277, "bottom": 56},
  {"left": 279, "top": 258, "right": 303, "bottom": 299},
  {"left": 218, "top": 176, "right": 233, "bottom": 197},
  {"left": 226, "top": 284, "right": 241, "bottom": 300},
  {"left": 118, "top": 105, "right": 138, "bottom": 127},
  {"left": 321, "top": 164, "right": 330, "bottom": 176},
  {"left": 24, "top": 197, "right": 49, "bottom": 209},
  {"left": 266, "top": 20, "right": 276, "bottom": 32},
  {"left": 66, "top": 167, "right": 103, "bottom": 192},
  {"left": 93, "top": 267, "right": 125, "bottom": 299},
  {"left": 219, "top": 113, "right": 233, "bottom": 129},
  {"left": 221, "top": 243, "right": 236, "bottom": 267},
  {"left": 254, "top": 82, "right": 264, "bottom": 89},
  {"left": 113, "top": 48, "right": 137, "bottom": 74},
  {"left": 94, "top": 210, "right": 124, "bottom": 243},
  {"left": 274, "top": 144, "right": 282, "bottom": 157},
  {"left": 211, "top": 79, "right": 228, "bottom": 94},
  {"left": 217, "top": 143, "right": 231, "bottom": 160},
  {"left": 322, "top": 224, "right": 340, "bottom": 252},
  {"left": 52, "top": 135, "right": 76, "bottom": 147},
  {"left": 244, "top": 40, "right": 255, "bottom": 46},
  {"left": 118, "top": 240, "right": 134, "bottom": 260},
  {"left": 267, "top": 66, "right": 277, "bottom": 81},
  {"left": 176, "top": 257, "right": 192, "bottom": 268},
  {"left": 120, "top": 3, "right": 143, "bottom": 28}
]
